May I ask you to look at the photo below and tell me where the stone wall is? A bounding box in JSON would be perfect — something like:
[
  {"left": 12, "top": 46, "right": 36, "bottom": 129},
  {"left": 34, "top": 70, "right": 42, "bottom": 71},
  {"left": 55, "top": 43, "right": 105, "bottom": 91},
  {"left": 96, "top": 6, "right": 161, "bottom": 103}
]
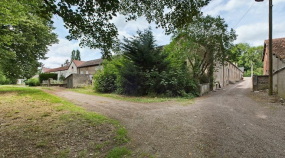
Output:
[
  {"left": 252, "top": 75, "right": 269, "bottom": 91},
  {"left": 78, "top": 65, "right": 103, "bottom": 75},
  {"left": 198, "top": 83, "right": 210, "bottom": 96},
  {"left": 64, "top": 74, "right": 90, "bottom": 88},
  {"left": 277, "top": 69, "right": 285, "bottom": 98}
]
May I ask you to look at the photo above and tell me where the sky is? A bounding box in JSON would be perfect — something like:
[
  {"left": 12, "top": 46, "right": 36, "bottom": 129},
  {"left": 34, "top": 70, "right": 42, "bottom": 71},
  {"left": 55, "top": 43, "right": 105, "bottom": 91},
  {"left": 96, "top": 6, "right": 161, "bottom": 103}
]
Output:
[{"left": 42, "top": 0, "right": 285, "bottom": 68}]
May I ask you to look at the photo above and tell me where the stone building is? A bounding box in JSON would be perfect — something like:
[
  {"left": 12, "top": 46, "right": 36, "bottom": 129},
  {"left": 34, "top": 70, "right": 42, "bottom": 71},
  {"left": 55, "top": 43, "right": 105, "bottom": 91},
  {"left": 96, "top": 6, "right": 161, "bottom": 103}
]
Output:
[
  {"left": 262, "top": 37, "right": 285, "bottom": 98},
  {"left": 213, "top": 62, "right": 243, "bottom": 90}
]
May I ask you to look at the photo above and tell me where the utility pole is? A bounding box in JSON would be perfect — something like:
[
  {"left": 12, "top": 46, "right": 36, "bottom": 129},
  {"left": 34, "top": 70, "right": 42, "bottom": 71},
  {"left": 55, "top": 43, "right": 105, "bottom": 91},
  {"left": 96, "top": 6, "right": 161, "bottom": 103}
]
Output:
[
  {"left": 268, "top": 0, "right": 273, "bottom": 95},
  {"left": 255, "top": 0, "right": 273, "bottom": 95}
]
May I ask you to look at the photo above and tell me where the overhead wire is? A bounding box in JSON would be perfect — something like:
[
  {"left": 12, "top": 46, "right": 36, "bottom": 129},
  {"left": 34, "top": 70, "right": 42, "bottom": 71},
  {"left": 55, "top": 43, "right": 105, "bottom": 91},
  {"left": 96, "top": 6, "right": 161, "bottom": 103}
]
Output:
[{"left": 233, "top": 2, "right": 256, "bottom": 29}]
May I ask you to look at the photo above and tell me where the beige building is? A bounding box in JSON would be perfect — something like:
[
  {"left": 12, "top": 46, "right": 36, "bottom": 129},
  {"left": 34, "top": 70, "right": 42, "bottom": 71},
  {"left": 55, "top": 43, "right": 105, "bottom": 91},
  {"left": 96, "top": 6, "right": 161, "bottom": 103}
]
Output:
[
  {"left": 262, "top": 38, "right": 285, "bottom": 98},
  {"left": 213, "top": 62, "right": 243, "bottom": 90}
]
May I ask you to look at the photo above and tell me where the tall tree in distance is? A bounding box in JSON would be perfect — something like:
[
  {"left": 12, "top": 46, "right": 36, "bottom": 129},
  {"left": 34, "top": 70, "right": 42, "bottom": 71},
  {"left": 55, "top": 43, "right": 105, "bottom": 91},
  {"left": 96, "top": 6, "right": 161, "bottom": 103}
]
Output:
[
  {"left": 70, "top": 49, "right": 81, "bottom": 61},
  {"left": 71, "top": 50, "right": 76, "bottom": 61},
  {"left": 75, "top": 50, "right": 81, "bottom": 61}
]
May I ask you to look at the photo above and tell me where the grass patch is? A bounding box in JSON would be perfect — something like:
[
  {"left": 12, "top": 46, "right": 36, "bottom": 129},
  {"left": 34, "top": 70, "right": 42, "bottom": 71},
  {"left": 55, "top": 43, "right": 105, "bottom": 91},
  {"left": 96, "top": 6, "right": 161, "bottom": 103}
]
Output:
[
  {"left": 107, "top": 147, "right": 131, "bottom": 158},
  {"left": 0, "top": 86, "right": 130, "bottom": 157},
  {"left": 69, "top": 86, "right": 194, "bottom": 104}
]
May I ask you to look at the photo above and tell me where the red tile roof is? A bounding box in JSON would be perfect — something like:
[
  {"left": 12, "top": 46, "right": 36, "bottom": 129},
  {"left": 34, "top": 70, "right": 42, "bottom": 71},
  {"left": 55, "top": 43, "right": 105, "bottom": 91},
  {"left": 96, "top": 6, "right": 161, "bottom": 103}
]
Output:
[
  {"left": 264, "top": 37, "right": 285, "bottom": 59},
  {"left": 72, "top": 60, "right": 86, "bottom": 67},
  {"left": 78, "top": 58, "right": 103, "bottom": 68},
  {"left": 42, "top": 67, "right": 51, "bottom": 73},
  {"left": 46, "top": 66, "right": 69, "bottom": 73}
]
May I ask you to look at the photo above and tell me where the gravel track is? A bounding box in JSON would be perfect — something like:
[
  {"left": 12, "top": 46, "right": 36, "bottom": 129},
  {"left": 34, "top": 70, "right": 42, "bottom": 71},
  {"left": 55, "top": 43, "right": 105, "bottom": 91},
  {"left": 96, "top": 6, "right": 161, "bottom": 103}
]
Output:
[{"left": 47, "top": 77, "right": 285, "bottom": 157}]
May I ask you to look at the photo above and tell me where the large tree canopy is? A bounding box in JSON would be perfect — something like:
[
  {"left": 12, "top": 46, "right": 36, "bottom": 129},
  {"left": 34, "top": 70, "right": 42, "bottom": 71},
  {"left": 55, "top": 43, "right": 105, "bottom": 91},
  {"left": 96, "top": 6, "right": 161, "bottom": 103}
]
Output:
[
  {"left": 168, "top": 15, "right": 237, "bottom": 80},
  {"left": 41, "top": 0, "right": 210, "bottom": 58},
  {"left": 0, "top": 1, "right": 58, "bottom": 82}
]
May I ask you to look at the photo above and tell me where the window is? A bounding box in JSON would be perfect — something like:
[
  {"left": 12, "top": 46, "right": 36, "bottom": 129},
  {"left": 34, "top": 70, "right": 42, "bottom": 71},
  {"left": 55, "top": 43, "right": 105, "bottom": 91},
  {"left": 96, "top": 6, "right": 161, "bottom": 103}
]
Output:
[
  {"left": 72, "top": 66, "right": 74, "bottom": 69},
  {"left": 86, "top": 71, "right": 88, "bottom": 74},
  {"left": 80, "top": 71, "right": 84, "bottom": 74}
]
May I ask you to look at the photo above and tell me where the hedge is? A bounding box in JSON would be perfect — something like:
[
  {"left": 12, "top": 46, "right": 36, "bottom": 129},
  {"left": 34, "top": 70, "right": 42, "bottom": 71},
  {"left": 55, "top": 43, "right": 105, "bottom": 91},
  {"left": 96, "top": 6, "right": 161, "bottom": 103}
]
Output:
[{"left": 39, "top": 73, "right": 58, "bottom": 83}]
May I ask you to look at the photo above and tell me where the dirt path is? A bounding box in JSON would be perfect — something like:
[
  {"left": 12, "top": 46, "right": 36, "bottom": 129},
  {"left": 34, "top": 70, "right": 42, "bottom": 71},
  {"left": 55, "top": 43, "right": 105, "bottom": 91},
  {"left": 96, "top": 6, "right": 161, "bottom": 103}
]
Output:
[{"left": 46, "top": 78, "right": 285, "bottom": 157}]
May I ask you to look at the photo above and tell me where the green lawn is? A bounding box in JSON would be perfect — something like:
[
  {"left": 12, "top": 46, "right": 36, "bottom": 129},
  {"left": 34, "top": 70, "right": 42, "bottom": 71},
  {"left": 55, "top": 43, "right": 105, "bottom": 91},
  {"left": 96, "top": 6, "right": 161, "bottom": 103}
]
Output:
[
  {"left": 0, "top": 86, "right": 131, "bottom": 157},
  {"left": 69, "top": 86, "right": 194, "bottom": 104}
]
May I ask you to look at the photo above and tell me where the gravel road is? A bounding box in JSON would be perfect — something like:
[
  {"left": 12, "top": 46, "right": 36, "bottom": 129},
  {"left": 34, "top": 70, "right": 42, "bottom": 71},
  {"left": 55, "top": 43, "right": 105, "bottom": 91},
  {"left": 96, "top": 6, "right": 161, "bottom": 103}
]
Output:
[{"left": 48, "top": 77, "right": 285, "bottom": 157}]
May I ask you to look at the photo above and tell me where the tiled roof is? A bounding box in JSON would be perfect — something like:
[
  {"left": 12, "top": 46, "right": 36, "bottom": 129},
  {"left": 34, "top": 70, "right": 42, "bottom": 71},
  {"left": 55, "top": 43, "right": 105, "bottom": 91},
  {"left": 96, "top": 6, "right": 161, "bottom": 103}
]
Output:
[
  {"left": 46, "top": 66, "right": 69, "bottom": 72},
  {"left": 72, "top": 60, "right": 86, "bottom": 67},
  {"left": 265, "top": 37, "right": 285, "bottom": 59},
  {"left": 42, "top": 67, "right": 51, "bottom": 73},
  {"left": 78, "top": 58, "right": 103, "bottom": 68}
]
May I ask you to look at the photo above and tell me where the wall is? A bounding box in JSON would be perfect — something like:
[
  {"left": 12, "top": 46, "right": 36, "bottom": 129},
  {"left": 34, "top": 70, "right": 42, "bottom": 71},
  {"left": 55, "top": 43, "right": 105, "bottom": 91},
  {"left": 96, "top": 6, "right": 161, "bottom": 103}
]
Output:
[
  {"left": 263, "top": 45, "right": 269, "bottom": 75},
  {"left": 78, "top": 65, "right": 103, "bottom": 75},
  {"left": 57, "top": 70, "right": 67, "bottom": 80},
  {"left": 198, "top": 83, "right": 210, "bottom": 96},
  {"left": 277, "top": 69, "right": 285, "bottom": 98},
  {"left": 252, "top": 75, "right": 269, "bottom": 91},
  {"left": 64, "top": 74, "right": 90, "bottom": 88},
  {"left": 213, "top": 62, "right": 243, "bottom": 90},
  {"left": 66, "top": 61, "right": 78, "bottom": 77}
]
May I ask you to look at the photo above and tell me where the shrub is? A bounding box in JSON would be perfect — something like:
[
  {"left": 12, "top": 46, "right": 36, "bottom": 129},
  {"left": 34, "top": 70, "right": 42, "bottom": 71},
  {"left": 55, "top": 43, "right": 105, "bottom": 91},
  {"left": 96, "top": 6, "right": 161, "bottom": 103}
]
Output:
[
  {"left": 26, "top": 78, "right": 40, "bottom": 86},
  {"left": 39, "top": 73, "right": 57, "bottom": 83},
  {"left": 0, "top": 73, "right": 11, "bottom": 85},
  {"left": 93, "top": 57, "right": 122, "bottom": 93}
]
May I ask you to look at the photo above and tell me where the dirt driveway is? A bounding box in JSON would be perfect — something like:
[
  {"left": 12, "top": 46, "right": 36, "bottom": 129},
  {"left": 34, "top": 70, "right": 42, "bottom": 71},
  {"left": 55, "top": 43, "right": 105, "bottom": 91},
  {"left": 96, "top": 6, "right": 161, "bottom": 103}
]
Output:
[{"left": 47, "top": 77, "right": 285, "bottom": 157}]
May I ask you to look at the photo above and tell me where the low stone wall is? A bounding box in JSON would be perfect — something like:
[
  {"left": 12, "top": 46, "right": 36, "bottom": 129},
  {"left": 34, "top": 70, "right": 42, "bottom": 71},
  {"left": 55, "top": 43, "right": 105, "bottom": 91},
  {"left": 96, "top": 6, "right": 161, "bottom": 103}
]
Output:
[
  {"left": 252, "top": 75, "right": 269, "bottom": 91},
  {"left": 198, "top": 83, "right": 210, "bottom": 96}
]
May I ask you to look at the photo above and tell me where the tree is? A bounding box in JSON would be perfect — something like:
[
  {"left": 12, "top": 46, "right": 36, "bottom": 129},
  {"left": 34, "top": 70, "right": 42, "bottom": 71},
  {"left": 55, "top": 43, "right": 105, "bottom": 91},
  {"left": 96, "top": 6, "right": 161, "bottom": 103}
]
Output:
[
  {"left": 71, "top": 50, "right": 76, "bottom": 61},
  {"left": 0, "top": 17, "right": 58, "bottom": 82},
  {"left": 39, "top": 0, "right": 210, "bottom": 58},
  {"left": 169, "top": 15, "right": 236, "bottom": 85},
  {"left": 75, "top": 50, "right": 81, "bottom": 61},
  {"left": 231, "top": 43, "right": 263, "bottom": 77},
  {"left": 71, "top": 49, "right": 81, "bottom": 61},
  {"left": 119, "top": 28, "right": 169, "bottom": 95},
  {"left": 94, "top": 28, "right": 198, "bottom": 96}
]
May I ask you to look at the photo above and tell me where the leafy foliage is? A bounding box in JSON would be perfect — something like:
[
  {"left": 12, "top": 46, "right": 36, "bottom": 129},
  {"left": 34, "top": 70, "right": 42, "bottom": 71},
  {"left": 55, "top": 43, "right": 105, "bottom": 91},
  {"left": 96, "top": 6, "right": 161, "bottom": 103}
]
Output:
[
  {"left": 231, "top": 43, "right": 263, "bottom": 76},
  {"left": 0, "top": 1, "right": 58, "bottom": 82},
  {"left": 168, "top": 15, "right": 236, "bottom": 87},
  {"left": 94, "top": 28, "right": 198, "bottom": 97},
  {"left": 93, "top": 57, "right": 122, "bottom": 93},
  {"left": 26, "top": 78, "right": 40, "bottom": 86},
  {"left": 71, "top": 49, "right": 81, "bottom": 61},
  {"left": 41, "top": 0, "right": 210, "bottom": 58},
  {"left": 0, "top": 71, "right": 11, "bottom": 85},
  {"left": 39, "top": 73, "right": 58, "bottom": 83}
]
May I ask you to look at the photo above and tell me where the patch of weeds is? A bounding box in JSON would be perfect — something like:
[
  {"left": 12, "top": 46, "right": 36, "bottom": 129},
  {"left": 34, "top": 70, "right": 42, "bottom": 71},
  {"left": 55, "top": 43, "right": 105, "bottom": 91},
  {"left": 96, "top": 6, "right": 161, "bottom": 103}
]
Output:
[
  {"left": 78, "top": 149, "right": 87, "bottom": 158},
  {"left": 4, "top": 112, "right": 13, "bottom": 117},
  {"left": 69, "top": 87, "right": 195, "bottom": 103},
  {"left": 41, "top": 87, "right": 53, "bottom": 90},
  {"left": 139, "top": 152, "right": 155, "bottom": 158},
  {"left": 115, "top": 127, "right": 129, "bottom": 144},
  {"left": 25, "top": 125, "right": 41, "bottom": 133},
  {"left": 106, "top": 147, "right": 131, "bottom": 158},
  {"left": 58, "top": 148, "right": 70, "bottom": 158},
  {"left": 96, "top": 144, "right": 103, "bottom": 150},
  {"left": 36, "top": 139, "right": 49, "bottom": 148},
  {"left": 14, "top": 110, "right": 20, "bottom": 114},
  {"left": 41, "top": 112, "right": 51, "bottom": 117},
  {"left": 56, "top": 106, "right": 65, "bottom": 112}
]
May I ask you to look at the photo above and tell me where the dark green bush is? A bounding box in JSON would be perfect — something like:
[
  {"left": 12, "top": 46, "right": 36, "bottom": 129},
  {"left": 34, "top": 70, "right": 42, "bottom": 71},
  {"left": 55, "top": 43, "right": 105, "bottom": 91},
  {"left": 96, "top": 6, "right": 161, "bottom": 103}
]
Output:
[
  {"left": 0, "top": 72, "right": 11, "bottom": 85},
  {"left": 39, "top": 73, "right": 57, "bottom": 83},
  {"left": 94, "top": 28, "right": 198, "bottom": 97},
  {"left": 26, "top": 78, "right": 40, "bottom": 86},
  {"left": 93, "top": 57, "right": 122, "bottom": 93}
]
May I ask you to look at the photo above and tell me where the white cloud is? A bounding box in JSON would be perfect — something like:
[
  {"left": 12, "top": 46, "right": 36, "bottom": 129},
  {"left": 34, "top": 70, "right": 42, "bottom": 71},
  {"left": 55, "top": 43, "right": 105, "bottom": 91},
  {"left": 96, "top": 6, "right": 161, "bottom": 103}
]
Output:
[{"left": 42, "top": 38, "right": 101, "bottom": 68}]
